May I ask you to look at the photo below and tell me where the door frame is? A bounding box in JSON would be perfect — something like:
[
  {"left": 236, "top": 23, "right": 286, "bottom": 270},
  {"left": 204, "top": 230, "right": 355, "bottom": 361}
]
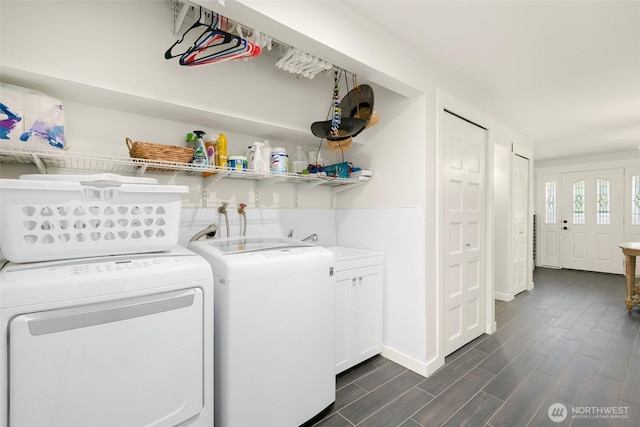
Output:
[{"left": 431, "top": 89, "right": 495, "bottom": 376}]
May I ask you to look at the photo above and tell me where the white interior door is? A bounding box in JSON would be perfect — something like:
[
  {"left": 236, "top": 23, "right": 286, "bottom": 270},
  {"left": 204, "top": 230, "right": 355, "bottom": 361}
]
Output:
[
  {"left": 443, "top": 111, "right": 486, "bottom": 356},
  {"left": 561, "top": 169, "right": 624, "bottom": 274},
  {"left": 511, "top": 154, "right": 529, "bottom": 295}
]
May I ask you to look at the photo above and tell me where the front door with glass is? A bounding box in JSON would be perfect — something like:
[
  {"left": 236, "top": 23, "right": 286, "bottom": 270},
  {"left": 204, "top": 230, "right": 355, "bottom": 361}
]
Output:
[{"left": 561, "top": 168, "right": 624, "bottom": 274}]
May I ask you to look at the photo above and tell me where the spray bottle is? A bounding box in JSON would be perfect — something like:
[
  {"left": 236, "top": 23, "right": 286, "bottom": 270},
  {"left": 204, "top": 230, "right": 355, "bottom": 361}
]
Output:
[
  {"left": 192, "top": 130, "right": 208, "bottom": 166},
  {"left": 251, "top": 141, "right": 268, "bottom": 172}
]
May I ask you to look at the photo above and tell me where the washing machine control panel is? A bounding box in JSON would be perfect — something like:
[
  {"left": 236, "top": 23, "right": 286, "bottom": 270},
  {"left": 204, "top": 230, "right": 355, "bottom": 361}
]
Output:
[
  {"left": 72, "top": 258, "right": 175, "bottom": 275},
  {"left": 260, "top": 248, "right": 310, "bottom": 258},
  {"left": 0, "top": 252, "right": 204, "bottom": 309},
  {"left": 4, "top": 256, "right": 180, "bottom": 280}
]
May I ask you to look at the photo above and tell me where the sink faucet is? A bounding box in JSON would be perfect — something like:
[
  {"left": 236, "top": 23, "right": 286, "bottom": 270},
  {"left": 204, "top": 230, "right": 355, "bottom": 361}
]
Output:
[
  {"left": 189, "top": 223, "right": 218, "bottom": 242},
  {"left": 302, "top": 233, "right": 318, "bottom": 243},
  {"left": 287, "top": 230, "right": 318, "bottom": 243}
]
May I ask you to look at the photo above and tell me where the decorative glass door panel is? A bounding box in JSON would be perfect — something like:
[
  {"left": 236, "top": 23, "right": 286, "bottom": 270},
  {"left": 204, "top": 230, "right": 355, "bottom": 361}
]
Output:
[{"left": 561, "top": 169, "right": 623, "bottom": 274}]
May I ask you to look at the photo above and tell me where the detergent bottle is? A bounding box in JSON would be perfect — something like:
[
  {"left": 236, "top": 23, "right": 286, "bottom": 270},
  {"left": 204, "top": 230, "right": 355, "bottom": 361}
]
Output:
[
  {"left": 246, "top": 145, "right": 255, "bottom": 170},
  {"left": 217, "top": 133, "right": 228, "bottom": 168}
]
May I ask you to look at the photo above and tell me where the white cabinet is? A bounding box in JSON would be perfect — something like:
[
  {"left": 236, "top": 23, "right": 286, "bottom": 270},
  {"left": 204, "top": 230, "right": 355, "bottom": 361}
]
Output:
[{"left": 332, "top": 248, "right": 383, "bottom": 374}]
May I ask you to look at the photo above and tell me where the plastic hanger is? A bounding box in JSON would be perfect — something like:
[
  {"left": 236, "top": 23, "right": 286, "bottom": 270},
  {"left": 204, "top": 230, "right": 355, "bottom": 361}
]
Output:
[
  {"left": 164, "top": 6, "right": 211, "bottom": 60},
  {"left": 179, "top": 14, "right": 235, "bottom": 64},
  {"left": 166, "top": 9, "right": 260, "bottom": 67},
  {"left": 303, "top": 60, "right": 332, "bottom": 79},
  {"left": 180, "top": 15, "right": 260, "bottom": 66},
  {"left": 276, "top": 47, "right": 298, "bottom": 69},
  {"left": 183, "top": 36, "right": 259, "bottom": 66}
]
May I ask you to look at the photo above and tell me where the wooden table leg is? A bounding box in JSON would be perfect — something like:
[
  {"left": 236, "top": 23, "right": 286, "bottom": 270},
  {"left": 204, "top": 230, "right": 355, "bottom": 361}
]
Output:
[{"left": 625, "top": 254, "right": 636, "bottom": 311}]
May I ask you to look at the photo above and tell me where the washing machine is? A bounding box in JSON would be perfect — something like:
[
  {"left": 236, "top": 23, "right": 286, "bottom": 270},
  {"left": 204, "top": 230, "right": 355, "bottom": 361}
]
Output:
[
  {"left": 0, "top": 246, "right": 213, "bottom": 427},
  {"left": 188, "top": 236, "right": 335, "bottom": 427}
]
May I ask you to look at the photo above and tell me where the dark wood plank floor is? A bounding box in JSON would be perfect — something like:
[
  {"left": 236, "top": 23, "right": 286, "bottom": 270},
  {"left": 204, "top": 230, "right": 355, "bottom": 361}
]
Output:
[{"left": 313, "top": 268, "right": 640, "bottom": 427}]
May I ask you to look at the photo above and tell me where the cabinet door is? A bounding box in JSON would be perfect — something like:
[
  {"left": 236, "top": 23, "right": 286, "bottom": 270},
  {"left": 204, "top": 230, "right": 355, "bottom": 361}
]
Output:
[
  {"left": 353, "top": 265, "right": 383, "bottom": 365},
  {"left": 335, "top": 270, "right": 354, "bottom": 374}
]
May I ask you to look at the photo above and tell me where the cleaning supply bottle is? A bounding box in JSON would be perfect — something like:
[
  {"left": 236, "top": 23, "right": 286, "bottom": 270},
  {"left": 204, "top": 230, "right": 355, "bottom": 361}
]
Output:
[
  {"left": 292, "top": 146, "right": 307, "bottom": 173},
  {"left": 192, "top": 130, "right": 208, "bottom": 166},
  {"left": 246, "top": 145, "right": 255, "bottom": 170},
  {"left": 185, "top": 132, "right": 197, "bottom": 150},
  {"left": 205, "top": 135, "right": 216, "bottom": 166},
  {"left": 262, "top": 140, "right": 272, "bottom": 172},
  {"left": 217, "top": 133, "right": 228, "bottom": 168},
  {"left": 251, "top": 141, "right": 268, "bottom": 172},
  {"left": 271, "top": 147, "right": 287, "bottom": 173}
]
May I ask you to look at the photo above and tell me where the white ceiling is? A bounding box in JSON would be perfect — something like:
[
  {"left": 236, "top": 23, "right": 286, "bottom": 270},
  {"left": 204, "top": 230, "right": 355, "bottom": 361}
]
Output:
[{"left": 343, "top": 0, "right": 640, "bottom": 161}]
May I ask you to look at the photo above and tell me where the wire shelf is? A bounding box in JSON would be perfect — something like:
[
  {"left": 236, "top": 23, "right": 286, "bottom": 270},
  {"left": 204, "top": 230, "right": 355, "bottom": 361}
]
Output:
[{"left": 0, "top": 146, "right": 363, "bottom": 188}]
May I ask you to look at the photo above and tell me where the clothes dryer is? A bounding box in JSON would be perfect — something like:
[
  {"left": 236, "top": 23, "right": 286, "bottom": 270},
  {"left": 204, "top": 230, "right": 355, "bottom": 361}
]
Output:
[
  {"left": 188, "top": 236, "right": 335, "bottom": 427},
  {"left": 0, "top": 246, "right": 213, "bottom": 427}
]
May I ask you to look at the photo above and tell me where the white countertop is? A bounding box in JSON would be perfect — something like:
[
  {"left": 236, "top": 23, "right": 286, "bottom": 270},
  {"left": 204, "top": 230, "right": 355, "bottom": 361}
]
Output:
[{"left": 326, "top": 246, "right": 383, "bottom": 261}]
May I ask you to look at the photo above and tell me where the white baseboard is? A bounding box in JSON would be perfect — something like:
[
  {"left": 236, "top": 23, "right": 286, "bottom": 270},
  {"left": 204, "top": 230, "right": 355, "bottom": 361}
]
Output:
[
  {"left": 381, "top": 346, "right": 445, "bottom": 378},
  {"left": 488, "top": 320, "right": 497, "bottom": 334},
  {"left": 494, "top": 291, "right": 514, "bottom": 302}
]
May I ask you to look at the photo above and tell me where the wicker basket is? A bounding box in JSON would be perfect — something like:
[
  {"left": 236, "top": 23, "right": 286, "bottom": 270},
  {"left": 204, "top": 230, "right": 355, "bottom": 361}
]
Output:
[{"left": 126, "top": 137, "right": 194, "bottom": 164}]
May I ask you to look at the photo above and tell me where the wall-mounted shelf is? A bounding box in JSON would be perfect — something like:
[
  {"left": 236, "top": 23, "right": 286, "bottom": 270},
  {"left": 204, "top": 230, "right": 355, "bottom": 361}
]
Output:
[{"left": 0, "top": 146, "right": 366, "bottom": 192}]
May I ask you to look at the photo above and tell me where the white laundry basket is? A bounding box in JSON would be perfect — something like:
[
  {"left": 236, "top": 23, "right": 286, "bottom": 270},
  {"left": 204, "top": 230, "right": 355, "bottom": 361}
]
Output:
[{"left": 0, "top": 174, "right": 188, "bottom": 263}]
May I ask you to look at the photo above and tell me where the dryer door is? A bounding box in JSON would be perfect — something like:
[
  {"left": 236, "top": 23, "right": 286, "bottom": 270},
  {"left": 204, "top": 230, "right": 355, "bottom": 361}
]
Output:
[{"left": 8, "top": 288, "right": 204, "bottom": 427}]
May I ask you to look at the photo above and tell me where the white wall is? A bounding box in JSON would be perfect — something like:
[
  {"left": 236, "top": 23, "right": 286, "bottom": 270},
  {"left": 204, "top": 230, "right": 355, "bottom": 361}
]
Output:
[{"left": 336, "top": 207, "right": 427, "bottom": 368}]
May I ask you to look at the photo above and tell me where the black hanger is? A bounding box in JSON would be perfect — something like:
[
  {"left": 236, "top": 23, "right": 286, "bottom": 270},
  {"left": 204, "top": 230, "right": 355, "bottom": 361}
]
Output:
[
  {"left": 179, "top": 15, "right": 247, "bottom": 66},
  {"left": 164, "top": 6, "right": 211, "bottom": 60}
]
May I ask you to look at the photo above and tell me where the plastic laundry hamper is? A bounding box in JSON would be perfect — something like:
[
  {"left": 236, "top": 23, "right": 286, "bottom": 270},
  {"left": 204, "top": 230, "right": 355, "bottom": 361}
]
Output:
[{"left": 0, "top": 173, "right": 188, "bottom": 263}]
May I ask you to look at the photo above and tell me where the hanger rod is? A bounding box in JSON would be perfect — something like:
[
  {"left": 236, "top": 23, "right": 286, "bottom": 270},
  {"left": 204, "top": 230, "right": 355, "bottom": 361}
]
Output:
[
  {"left": 170, "top": 0, "right": 337, "bottom": 79},
  {"left": 173, "top": 1, "right": 190, "bottom": 35}
]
